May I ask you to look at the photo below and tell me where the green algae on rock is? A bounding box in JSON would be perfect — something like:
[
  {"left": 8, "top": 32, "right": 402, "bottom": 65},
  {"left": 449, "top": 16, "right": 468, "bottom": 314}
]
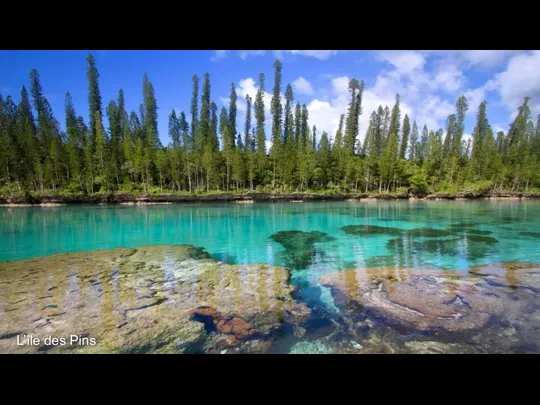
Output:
[
  {"left": 269, "top": 230, "right": 336, "bottom": 270},
  {"left": 407, "top": 227, "right": 455, "bottom": 238},
  {"left": 0, "top": 245, "right": 311, "bottom": 354},
  {"left": 518, "top": 231, "right": 540, "bottom": 238},
  {"left": 411, "top": 237, "right": 497, "bottom": 260},
  {"left": 341, "top": 225, "right": 403, "bottom": 237}
]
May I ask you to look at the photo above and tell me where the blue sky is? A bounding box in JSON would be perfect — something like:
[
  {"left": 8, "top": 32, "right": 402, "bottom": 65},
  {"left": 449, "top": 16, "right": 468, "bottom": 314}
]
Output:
[{"left": 1, "top": 50, "right": 539, "bottom": 147}]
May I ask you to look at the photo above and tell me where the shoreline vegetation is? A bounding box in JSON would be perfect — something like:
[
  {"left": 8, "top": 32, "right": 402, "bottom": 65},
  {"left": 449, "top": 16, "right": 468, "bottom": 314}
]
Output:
[
  {"left": 1, "top": 54, "right": 539, "bottom": 205},
  {"left": 1, "top": 190, "right": 540, "bottom": 206}
]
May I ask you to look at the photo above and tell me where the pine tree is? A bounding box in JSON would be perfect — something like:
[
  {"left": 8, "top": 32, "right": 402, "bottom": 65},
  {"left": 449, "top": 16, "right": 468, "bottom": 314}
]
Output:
[
  {"left": 228, "top": 83, "right": 237, "bottom": 148},
  {"left": 94, "top": 110, "right": 108, "bottom": 190},
  {"left": 244, "top": 95, "right": 253, "bottom": 151},
  {"left": 255, "top": 73, "right": 266, "bottom": 183},
  {"left": 386, "top": 94, "right": 401, "bottom": 150},
  {"left": 106, "top": 100, "right": 121, "bottom": 188},
  {"left": 190, "top": 75, "right": 199, "bottom": 142},
  {"left": 283, "top": 84, "right": 294, "bottom": 143},
  {"left": 317, "top": 131, "right": 331, "bottom": 187},
  {"left": 301, "top": 104, "right": 309, "bottom": 144},
  {"left": 87, "top": 54, "right": 103, "bottom": 147},
  {"left": 344, "top": 79, "right": 364, "bottom": 154},
  {"left": 143, "top": 73, "right": 159, "bottom": 148},
  {"left": 409, "top": 120, "right": 419, "bottom": 162},
  {"left": 16, "top": 87, "right": 41, "bottom": 190},
  {"left": 168, "top": 109, "right": 182, "bottom": 191},
  {"left": 374, "top": 106, "right": 385, "bottom": 157},
  {"left": 270, "top": 59, "right": 283, "bottom": 188},
  {"left": 65, "top": 92, "right": 83, "bottom": 189},
  {"left": 179, "top": 111, "right": 192, "bottom": 192},
  {"left": 400, "top": 114, "right": 410, "bottom": 159},
  {"left": 294, "top": 102, "right": 302, "bottom": 145},
  {"left": 419, "top": 125, "right": 429, "bottom": 164}
]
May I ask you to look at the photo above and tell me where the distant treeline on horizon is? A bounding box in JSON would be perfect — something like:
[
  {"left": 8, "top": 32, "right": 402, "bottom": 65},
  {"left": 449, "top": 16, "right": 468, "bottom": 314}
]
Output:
[{"left": 1, "top": 54, "right": 539, "bottom": 196}]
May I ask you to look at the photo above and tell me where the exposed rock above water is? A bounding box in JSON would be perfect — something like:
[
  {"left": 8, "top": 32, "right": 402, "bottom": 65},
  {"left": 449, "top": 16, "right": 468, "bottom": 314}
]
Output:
[
  {"left": 0, "top": 245, "right": 311, "bottom": 354},
  {"left": 320, "top": 262, "right": 540, "bottom": 353}
]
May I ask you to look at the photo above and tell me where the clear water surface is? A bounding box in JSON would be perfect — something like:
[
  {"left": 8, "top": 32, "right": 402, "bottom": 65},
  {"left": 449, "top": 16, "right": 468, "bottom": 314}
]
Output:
[{"left": 2, "top": 200, "right": 540, "bottom": 312}]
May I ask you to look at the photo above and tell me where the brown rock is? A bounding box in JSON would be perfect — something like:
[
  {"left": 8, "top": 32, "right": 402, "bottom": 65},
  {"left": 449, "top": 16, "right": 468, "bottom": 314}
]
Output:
[
  {"left": 188, "top": 306, "right": 219, "bottom": 318},
  {"left": 320, "top": 267, "right": 504, "bottom": 332}
]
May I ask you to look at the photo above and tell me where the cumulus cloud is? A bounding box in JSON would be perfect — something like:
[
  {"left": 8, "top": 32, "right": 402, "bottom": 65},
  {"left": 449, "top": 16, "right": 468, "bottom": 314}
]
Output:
[
  {"left": 219, "top": 50, "right": 539, "bottom": 148},
  {"left": 306, "top": 75, "right": 414, "bottom": 145},
  {"left": 432, "top": 64, "right": 465, "bottom": 93},
  {"left": 376, "top": 50, "right": 426, "bottom": 77},
  {"left": 488, "top": 50, "right": 540, "bottom": 117},
  {"left": 292, "top": 77, "right": 314, "bottom": 95},
  {"left": 421, "top": 50, "right": 521, "bottom": 69}
]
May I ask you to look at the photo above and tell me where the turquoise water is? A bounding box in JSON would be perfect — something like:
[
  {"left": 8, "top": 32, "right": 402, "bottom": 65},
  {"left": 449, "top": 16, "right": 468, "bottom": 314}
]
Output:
[{"left": 2, "top": 200, "right": 540, "bottom": 311}]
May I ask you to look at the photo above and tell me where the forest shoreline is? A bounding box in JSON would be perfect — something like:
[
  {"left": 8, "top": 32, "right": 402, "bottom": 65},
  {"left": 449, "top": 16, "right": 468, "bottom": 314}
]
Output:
[{"left": 1, "top": 191, "right": 540, "bottom": 206}]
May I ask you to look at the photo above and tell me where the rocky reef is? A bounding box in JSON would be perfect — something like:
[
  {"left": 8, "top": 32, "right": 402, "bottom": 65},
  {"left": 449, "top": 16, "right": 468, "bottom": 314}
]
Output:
[
  {"left": 320, "top": 262, "right": 540, "bottom": 353},
  {"left": 0, "top": 245, "right": 310, "bottom": 354}
]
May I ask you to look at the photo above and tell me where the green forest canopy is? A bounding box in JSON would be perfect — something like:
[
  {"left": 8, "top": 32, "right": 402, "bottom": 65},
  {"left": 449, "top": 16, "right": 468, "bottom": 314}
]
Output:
[{"left": 1, "top": 54, "right": 539, "bottom": 196}]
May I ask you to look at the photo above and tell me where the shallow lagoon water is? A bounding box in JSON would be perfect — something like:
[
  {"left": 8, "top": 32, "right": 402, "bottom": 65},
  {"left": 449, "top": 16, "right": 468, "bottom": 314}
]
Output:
[{"left": 1, "top": 200, "right": 540, "bottom": 353}]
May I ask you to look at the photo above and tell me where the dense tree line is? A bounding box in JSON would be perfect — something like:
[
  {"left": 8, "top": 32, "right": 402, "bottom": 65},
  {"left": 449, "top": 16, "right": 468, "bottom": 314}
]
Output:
[{"left": 1, "top": 54, "right": 540, "bottom": 196}]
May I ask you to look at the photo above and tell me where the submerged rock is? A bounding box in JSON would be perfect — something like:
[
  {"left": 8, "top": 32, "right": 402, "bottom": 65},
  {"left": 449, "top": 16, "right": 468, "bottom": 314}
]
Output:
[
  {"left": 465, "top": 235, "right": 498, "bottom": 244},
  {"left": 448, "top": 222, "right": 483, "bottom": 230},
  {"left": 459, "top": 229, "right": 493, "bottom": 236},
  {"left": 407, "top": 227, "right": 455, "bottom": 238},
  {"left": 412, "top": 237, "right": 497, "bottom": 260},
  {"left": 270, "top": 230, "right": 336, "bottom": 270},
  {"left": 320, "top": 262, "right": 540, "bottom": 353},
  {"left": 341, "top": 225, "right": 403, "bottom": 237},
  {"left": 519, "top": 231, "right": 540, "bottom": 238},
  {"left": 0, "top": 245, "right": 310, "bottom": 354}
]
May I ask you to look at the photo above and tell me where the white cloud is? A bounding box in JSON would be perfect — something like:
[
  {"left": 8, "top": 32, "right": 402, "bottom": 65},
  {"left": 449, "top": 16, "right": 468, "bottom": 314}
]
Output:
[
  {"left": 292, "top": 76, "right": 314, "bottom": 95},
  {"left": 213, "top": 50, "right": 342, "bottom": 62},
  {"left": 237, "top": 50, "right": 266, "bottom": 60},
  {"left": 488, "top": 50, "right": 540, "bottom": 117},
  {"left": 306, "top": 75, "right": 414, "bottom": 145},
  {"left": 218, "top": 50, "right": 540, "bottom": 150},
  {"left": 376, "top": 51, "right": 426, "bottom": 77},
  {"left": 463, "top": 87, "right": 487, "bottom": 116},
  {"left": 457, "top": 50, "right": 521, "bottom": 69},
  {"left": 211, "top": 50, "right": 229, "bottom": 62},
  {"left": 432, "top": 64, "right": 464, "bottom": 93},
  {"left": 421, "top": 50, "right": 521, "bottom": 69},
  {"left": 282, "top": 50, "right": 339, "bottom": 60}
]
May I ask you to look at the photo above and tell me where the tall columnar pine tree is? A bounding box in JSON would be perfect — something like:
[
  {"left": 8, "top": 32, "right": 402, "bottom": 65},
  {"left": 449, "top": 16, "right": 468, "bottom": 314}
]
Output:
[
  {"left": 344, "top": 78, "right": 364, "bottom": 155},
  {"left": 270, "top": 60, "right": 283, "bottom": 188},
  {"left": 409, "top": 120, "right": 419, "bottom": 162},
  {"left": 87, "top": 54, "right": 103, "bottom": 150},
  {"left": 255, "top": 73, "right": 266, "bottom": 182},
  {"left": 400, "top": 114, "right": 410, "bottom": 159},
  {"left": 244, "top": 94, "right": 256, "bottom": 190}
]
